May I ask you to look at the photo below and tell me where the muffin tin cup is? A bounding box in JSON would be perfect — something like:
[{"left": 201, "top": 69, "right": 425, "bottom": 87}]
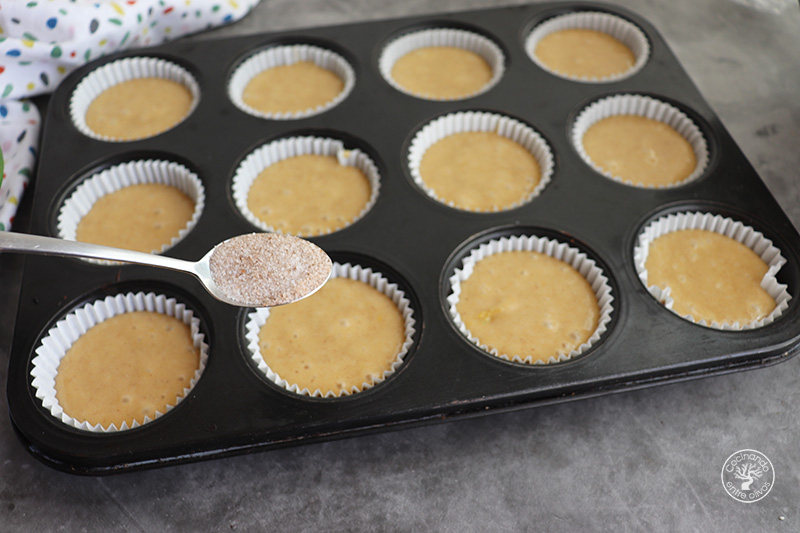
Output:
[
  {"left": 244, "top": 262, "right": 417, "bottom": 398},
  {"left": 379, "top": 27, "right": 505, "bottom": 101},
  {"left": 571, "top": 93, "right": 709, "bottom": 188},
  {"left": 407, "top": 111, "right": 554, "bottom": 212},
  {"left": 231, "top": 136, "right": 381, "bottom": 237},
  {"left": 446, "top": 234, "right": 614, "bottom": 364},
  {"left": 56, "top": 159, "right": 205, "bottom": 265},
  {"left": 228, "top": 44, "right": 356, "bottom": 120},
  {"left": 633, "top": 211, "right": 791, "bottom": 330},
  {"left": 29, "top": 291, "right": 209, "bottom": 433},
  {"left": 69, "top": 56, "right": 200, "bottom": 142},
  {"left": 525, "top": 11, "right": 650, "bottom": 83}
]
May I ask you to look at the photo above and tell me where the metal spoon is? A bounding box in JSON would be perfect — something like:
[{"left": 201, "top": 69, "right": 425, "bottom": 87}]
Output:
[{"left": 0, "top": 231, "right": 332, "bottom": 307}]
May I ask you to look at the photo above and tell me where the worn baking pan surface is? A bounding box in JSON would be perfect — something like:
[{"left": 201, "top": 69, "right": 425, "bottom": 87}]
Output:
[{"left": 7, "top": 2, "right": 800, "bottom": 474}]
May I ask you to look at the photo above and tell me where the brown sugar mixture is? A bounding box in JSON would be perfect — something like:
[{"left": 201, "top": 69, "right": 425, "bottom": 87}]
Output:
[
  {"left": 76, "top": 183, "right": 195, "bottom": 253},
  {"left": 242, "top": 61, "right": 344, "bottom": 114},
  {"left": 85, "top": 77, "right": 193, "bottom": 140},
  {"left": 391, "top": 46, "right": 493, "bottom": 99},
  {"left": 457, "top": 251, "right": 599, "bottom": 363},
  {"left": 258, "top": 277, "right": 406, "bottom": 395},
  {"left": 645, "top": 229, "right": 777, "bottom": 324},
  {"left": 419, "top": 131, "right": 541, "bottom": 212},
  {"left": 209, "top": 233, "right": 332, "bottom": 308},
  {"left": 55, "top": 311, "right": 200, "bottom": 428},
  {"left": 534, "top": 28, "right": 635, "bottom": 79},
  {"left": 582, "top": 115, "right": 696, "bottom": 187},
  {"left": 247, "top": 154, "right": 371, "bottom": 236}
]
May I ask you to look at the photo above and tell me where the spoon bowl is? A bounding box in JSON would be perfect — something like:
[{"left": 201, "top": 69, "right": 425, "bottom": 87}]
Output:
[{"left": 0, "top": 231, "right": 332, "bottom": 307}]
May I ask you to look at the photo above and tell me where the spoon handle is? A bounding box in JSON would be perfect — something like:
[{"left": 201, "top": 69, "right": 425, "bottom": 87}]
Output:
[{"left": 0, "top": 231, "right": 195, "bottom": 273}]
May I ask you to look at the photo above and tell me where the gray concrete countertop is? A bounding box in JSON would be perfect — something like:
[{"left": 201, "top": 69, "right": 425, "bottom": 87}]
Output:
[{"left": 2, "top": 0, "right": 800, "bottom": 530}]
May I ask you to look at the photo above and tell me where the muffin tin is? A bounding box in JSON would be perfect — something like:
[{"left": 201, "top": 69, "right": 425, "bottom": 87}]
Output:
[{"left": 8, "top": 1, "right": 800, "bottom": 474}]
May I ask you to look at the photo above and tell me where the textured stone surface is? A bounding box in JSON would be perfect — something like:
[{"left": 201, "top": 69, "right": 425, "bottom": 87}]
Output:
[{"left": 2, "top": 0, "right": 800, "bottom": 531}]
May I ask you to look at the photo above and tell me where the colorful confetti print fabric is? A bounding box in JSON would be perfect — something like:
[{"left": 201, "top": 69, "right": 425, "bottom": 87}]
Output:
[
  {"left": 0, "top": 100, "right": 39, "bottom": 231},
  {"left": 0, "top": 0, "right": 260, "bottom": 100},
  {"left": 0, "top": 0, "right": 259, "bottom": 230}
]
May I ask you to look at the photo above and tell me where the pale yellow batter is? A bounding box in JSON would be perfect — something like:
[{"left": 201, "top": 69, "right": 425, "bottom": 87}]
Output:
[
  {"left": 645, "top": 229, "right": 777, "bottom": 324},
  {"left": 247, "top": 154, "right": 371, "bottom": 236},
  {"left": 419, "top": 131, "right": 541, "bottom": 212},
  {"left": 535, "top": 28, "right": 635, "bottom": 79},
  {"left": 55, "top": 311, "right": 200, "bottom": 428},
  {"left": 258, "top": 277, "right": 406, "bottom": 395},
  {"left": 391, "top": 46, "right": 493, "bottom": 99},
  {"left": 457, "top": 251, "right": 599, "bottom": 363},
  {"left": 582, "top": 115, "right": 696, "bottom": 187},
  {"left": 76, "top": 183, "right": 195, "bottom": 253},
  {"left": 85, "top": 78, "right": 193, "bottom": 140},
  {"left": 242, "top": 61, "right": 344, "bottom": 114}
]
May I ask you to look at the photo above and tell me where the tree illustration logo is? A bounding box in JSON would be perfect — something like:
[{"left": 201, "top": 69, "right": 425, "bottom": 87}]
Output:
[{"left": 721, "top": 449, "right": 774, "bottom": 503}]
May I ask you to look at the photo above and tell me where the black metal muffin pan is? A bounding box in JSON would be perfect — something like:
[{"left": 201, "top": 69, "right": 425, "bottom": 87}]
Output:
[{"left": 8, "top": 2, "right": 800, "bottom": 474}]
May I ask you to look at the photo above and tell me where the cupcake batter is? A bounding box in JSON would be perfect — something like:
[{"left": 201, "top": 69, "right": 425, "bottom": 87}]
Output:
[
  {"left": 457, "top": 251, "right": 599, "bottom": 363},
  {"left": 645, "top": 229, "right": 777, "bottom": 324},
  {"left": 582, "top": 115, "right": 696, "bottom": 187},
  {"left": 247, "top": 153, "right": 371, "bottom": 236},
  {"left": 76, "top": 183, "right": 195, "bottom": 253},
  {"left": 419, "top": 131, "right": 541, "bottom": 212},
  {"left": 534, "top": 28, "right": 635, "bottom": 79},
  {"left": 258, "top": 277, "right": 406, "bottom": 395},
  {"left": 242, "top": 61, "right": 344, "bottom": 114},
  {"left": 55, "top": 311, "right": 200, "bottom": 428},
  {"left": 391, "top": 46, "right": 492, "bottom": 99},
  {"left": 85, "top": 77, "right": 193, "bottom": 140}
]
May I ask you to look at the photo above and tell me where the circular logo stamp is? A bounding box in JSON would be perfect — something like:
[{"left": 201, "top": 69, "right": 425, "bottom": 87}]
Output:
[{"left": 721, "top": 449, "right": 774, "bottom": 503}]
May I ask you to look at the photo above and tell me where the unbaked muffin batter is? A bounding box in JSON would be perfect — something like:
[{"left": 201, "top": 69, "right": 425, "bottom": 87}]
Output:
[
  {"left": 419, "top": 131, "right": 541, "bottom": 211},
  {"left": 76, "top": 183, "right": 195, "bottom": 253},
  {"left": 645, "top": 229, "right": 777, "bottom": 324},
  {"left": 534, "top": 28, "right": 635, "bottom": 79},
  {"left": 391, "top": 46, "right": 493, "bottom": 99},
  {"left": 85, "top": 78, "right": 193, "bottom": 140},
  {"left": 242, "top": 61, "right": 344, "bottom": 114},
  {"left": 55, "top": 311, "right": 200, "bottom": 428},
  {"left": 582, "top": 115, "right": 696, "bottom": 187},
  {"left": 457, "top": 251, "right": 599, "bottom": 363},
  {"left": 258, "top": 277, "right": 406, "bottom": 395},
  {"left": 247, "top": 154, "right": 371, "bottom": 236}
]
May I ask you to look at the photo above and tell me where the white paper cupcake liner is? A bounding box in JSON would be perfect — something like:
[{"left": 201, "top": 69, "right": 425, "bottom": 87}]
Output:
[
  {"left": 407, "top": 111, "right": 554, "bottom": 212},
  {"left": 571, "top": 94, "right": 709, "bottom": 188},
  {"left": 228, "top": 44, "right": 355, "bottom": 120},
  {"left": 379, "top": 28, "right": 505, "bottom": 101},
  {"left": 447, "top": 234, "right": 614, "bottom": 364},
  {"left": 69, "top": 56, "right": 200, "bottom": 142},
  {"left": 633, "top": 211, "right": 791, "bottom": 330},
  {"left": 231, "top": 136, "right": 380, "bottom": 237},
  {"left": 525, "top": 11, "right": 650, "bottom": 83},
  {"left": 30, "top": 291, "right": 209, "bottom": 433},
  {"left": 57, "top": 159, "right": 205, "bottom": 265},
  {"left": 245, "top": 262, "right": 416, "bottom": 398}
]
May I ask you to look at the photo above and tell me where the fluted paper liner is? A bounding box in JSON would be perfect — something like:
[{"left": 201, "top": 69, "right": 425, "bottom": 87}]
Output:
[
  {"left": 30, "top": 292, "right": 209, "bottom": 433},
  {"left": 379, "top": 27, "right": 505, "bottom": 101},
  {"left": 525, "top": 11, "right": 650, "bottom": 83},
  {"left": 447, "top": 234, "right": 614, "bottom": 364},
  {"left": 245, "top": 262, "right": 416, "bottom": 398},
  {"left": 572, "top": 94, "right": 709, "bottom": 188},
  {"left": 633, "top": 211, "right": 791, "bottom": 330},
  {"left": 57, "top": 159, "right": 205, "bottom": 264},
  {"left": 69, "top": 56, "right": 200, "bottom": 142},
  {"left": 231, "top": 136, "right": 380, "bottom": 236},
  {"left": 228, "top": 44, "right": 355, "bottom": 120},
  {"left": 407, "top": 111, "right": 554, "bottom": 212}
]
